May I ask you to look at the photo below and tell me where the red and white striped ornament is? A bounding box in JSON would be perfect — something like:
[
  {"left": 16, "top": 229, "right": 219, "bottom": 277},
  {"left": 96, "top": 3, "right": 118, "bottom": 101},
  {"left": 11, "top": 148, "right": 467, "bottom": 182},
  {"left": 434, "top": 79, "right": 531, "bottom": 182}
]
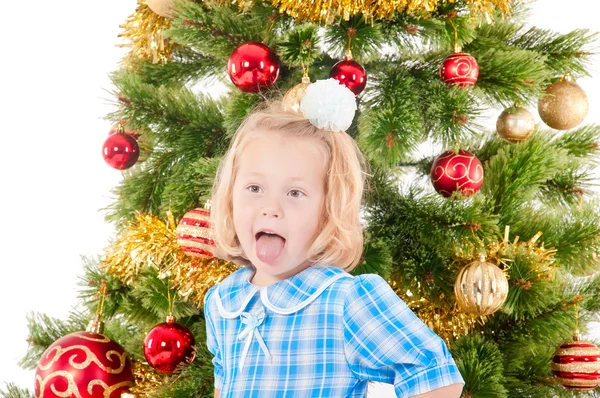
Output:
[
  {"left": 552, "top": 333, "right": 600, "bottom": 391},
  {"left": 176, "top": 205, "right": 215, "bottom": 259}
]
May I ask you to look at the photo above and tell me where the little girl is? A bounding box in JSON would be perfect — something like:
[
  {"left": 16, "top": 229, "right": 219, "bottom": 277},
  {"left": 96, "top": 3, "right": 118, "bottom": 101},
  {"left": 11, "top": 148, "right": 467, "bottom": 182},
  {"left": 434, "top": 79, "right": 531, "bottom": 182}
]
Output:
[{"left": 204, "top": 79, "right": 465, "bottom": 397}]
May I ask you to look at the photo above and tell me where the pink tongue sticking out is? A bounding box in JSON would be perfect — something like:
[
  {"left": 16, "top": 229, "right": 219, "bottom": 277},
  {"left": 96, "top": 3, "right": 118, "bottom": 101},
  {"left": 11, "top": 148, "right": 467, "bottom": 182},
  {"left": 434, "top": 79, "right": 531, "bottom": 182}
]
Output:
[{"left": 256, "top": 234, "right": 285, "bottom": 264}]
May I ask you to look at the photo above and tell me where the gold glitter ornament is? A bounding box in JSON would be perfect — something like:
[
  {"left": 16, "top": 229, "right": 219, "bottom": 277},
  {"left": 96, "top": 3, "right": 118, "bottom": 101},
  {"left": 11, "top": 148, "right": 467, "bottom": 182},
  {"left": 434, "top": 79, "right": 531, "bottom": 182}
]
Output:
[
  {"left": 538, "top": 75, "right": 589, "bottom": 130},
  {"left": 282, "top": 75, "right": 311, "bottom": 113},
  {"left": 496, "top": 106, "right": 535, "bottom": 143},
  {"left": 454, "top": 256, "right": 509, "bottom": 316},
  {"left": 118, "top": 0, "right": 175, "bottom": 67},
  {"left": 552, "top": 332, "right": 600, "bottom": 391},
  {"left": 176, "top": 203, "right": 216, "bottom": 259},
  {"left": 230, "top": 0, "right": 511, "bottom": 23}
]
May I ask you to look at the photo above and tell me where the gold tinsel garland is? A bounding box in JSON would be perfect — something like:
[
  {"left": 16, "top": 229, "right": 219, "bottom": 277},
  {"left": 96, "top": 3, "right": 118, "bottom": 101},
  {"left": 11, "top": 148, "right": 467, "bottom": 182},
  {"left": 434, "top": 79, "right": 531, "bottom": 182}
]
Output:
[
  {"left": 390, "top": 227, "right": 557, "bottom": 344},
  {"left": 118, "top": 0, "right": 175, "bottom": 68},
  {"left": 100, "top": 212, "right": 237, "bottom": 306},
  {"left": 229, "top": 0, "right": 512, "bottom": 23}
]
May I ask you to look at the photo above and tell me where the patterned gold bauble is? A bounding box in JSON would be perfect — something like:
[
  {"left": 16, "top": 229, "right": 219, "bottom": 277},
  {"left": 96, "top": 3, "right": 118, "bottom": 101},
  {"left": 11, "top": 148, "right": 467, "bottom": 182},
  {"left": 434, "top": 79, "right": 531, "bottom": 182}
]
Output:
[
  {"left": 496, "top": 106, "right": 535, "bottom": 143},
  {"left": 282, "top": 76, "right": 311, "bottom": 113},
  {"left": 454, "top": 256, "right": 509, "bottom": 316},
  {"left": 538, "top": 77, "right": 589, "bottom": 130},
  {"left": 552, "top": 333, "right": 600, "bottom": 391},
  {"left": 146, "top": 0, "right": 174, "bottom": 17}
]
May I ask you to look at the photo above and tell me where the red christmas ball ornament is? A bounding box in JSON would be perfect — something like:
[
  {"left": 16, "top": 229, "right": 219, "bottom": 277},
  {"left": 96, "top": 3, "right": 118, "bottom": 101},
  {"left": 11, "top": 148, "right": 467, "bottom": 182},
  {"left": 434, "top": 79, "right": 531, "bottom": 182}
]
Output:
[
  {"left": 552, "top": 333, "right": 600, "bottom": 391},
  {"left": 330, "top": 55, "right": 367, "bottom": 96},
  {"left": 440, "top": 52, "right": 479, "bottom": 88},
  {"left": 227, "top": 42, "right": 280, "bottom": 93},
  {"left": 108, "top": 121, "right": 139, "bottom": 140},
  {"left": 176, "top": 206, "right": 216, "bottom": 259},
  {"left": 430, "top": 150, "right": 483, "bottom": 197},
  {"left": 102, "top": 132, "right": 139, "bottom": 170},
  {"left": 144, "top": 315, "right": 196, "bottom": 374},
  {"left": 34, "top": 320, "right": 134, "bottom": 398}
]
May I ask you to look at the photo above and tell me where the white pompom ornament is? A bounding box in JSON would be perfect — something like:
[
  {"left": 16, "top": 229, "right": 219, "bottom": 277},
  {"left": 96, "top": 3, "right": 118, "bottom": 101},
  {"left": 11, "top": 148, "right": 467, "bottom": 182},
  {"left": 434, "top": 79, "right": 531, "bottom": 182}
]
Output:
[{"left": 300, "top": 78, "right": 357, "bottom": 132}]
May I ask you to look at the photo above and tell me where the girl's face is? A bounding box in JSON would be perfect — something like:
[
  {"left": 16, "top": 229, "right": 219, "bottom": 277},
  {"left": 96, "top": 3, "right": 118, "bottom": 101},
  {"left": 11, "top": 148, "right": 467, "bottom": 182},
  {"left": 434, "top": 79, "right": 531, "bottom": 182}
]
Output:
[{"left": 232, "top": 131, "right": 327, "bottom": 286}]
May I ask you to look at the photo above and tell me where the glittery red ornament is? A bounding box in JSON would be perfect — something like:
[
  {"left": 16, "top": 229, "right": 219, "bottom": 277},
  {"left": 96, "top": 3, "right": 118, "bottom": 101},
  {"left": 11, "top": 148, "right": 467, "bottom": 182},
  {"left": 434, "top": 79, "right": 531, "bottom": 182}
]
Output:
[
  {"left": 144, "top": 316, "right": 196, "bottom": 374},
  {"left": 439, "top": 52, "right": 479, "bottom": 88},
  {"left": 34, "top": 323, "right": 134, "bottom": 398},
  {"left": 102, "top": 133, "right": 139, "bottom": 170},
  {"left": 176, "top": 207, "right": 216, "bottom": 259},
  {"left": 330, "top": 56, "right": 367, "bottom": 96},
  {"left": 430, "top": 150, "right": 483, "bottom": 197},
  {"left": 227, "top": 42, "right": 280, "bottom": 93},
  {"left": 552, "top": 333, "right": 600, "bottom": 391}
]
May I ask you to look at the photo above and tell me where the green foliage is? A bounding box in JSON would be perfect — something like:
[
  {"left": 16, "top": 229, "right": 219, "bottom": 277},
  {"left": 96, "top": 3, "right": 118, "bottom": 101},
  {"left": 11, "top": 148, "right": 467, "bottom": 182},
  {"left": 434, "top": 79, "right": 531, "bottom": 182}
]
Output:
[
  {"left": 451, "top": 334, "right": 507, "bottom": 397},
  {"left": 0, "top": 384, "right": 35, "bottom": 398}
]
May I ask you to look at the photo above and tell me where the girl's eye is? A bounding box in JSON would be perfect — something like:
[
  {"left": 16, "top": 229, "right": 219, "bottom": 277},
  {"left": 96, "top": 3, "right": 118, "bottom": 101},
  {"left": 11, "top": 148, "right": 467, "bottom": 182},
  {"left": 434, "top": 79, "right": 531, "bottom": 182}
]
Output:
[
  {"left": 289, "top": 190, "right": 304, "bottom": 198},
  {"left": 248, "top": 185, "right": 262, "bottom": 193}
]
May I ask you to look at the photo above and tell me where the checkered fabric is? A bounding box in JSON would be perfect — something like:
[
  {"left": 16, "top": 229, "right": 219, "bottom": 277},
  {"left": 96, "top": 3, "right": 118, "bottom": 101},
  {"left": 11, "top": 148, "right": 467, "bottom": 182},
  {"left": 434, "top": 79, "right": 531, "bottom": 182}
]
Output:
[{"left": 203, "top": 264, "right": 464, "bottom": 397}]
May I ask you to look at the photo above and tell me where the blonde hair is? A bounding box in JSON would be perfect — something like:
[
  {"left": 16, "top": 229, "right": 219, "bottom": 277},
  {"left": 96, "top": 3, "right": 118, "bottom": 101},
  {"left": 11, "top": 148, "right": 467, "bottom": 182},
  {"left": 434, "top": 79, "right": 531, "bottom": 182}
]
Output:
[{"left": 210, "top": 100, "right": 370, "bottom": 272}]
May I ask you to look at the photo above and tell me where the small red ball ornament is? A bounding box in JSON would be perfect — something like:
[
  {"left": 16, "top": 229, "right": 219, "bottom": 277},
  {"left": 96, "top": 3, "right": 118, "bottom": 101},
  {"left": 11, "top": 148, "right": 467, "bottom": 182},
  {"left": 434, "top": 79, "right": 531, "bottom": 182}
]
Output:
[
  {"left": 102, "top": 132, "right": 139, "bottom": 170},
  {"left": 144, "top": 315, "right": 196, "bottom": 374},
  {"left": 176, "top": 206, "right": 216, "bottom": 259},
  {"left": 552, "top": 333, "right": 600, "bottom": 391},
  {"left": 330, "top": 55, "right": 367, "bottom": 96},
  {"left": 431, "top": 150, "right": 483, "bottom": 197},
  {"left": 34, "top": 320, "right": 134, "bottom": 398},
  {"left": 440, "top": 52, "right": 479, "bottom": 88},
  {"left": 227, "top": 42, "right": 280, "bottom": 93}
]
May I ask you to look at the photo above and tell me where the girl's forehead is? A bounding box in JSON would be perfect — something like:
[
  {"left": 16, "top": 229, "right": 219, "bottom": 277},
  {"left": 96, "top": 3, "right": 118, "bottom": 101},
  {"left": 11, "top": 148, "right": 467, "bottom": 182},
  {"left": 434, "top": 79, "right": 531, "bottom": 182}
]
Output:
[{"left": 235, "top": 133, "right": 328, "bottom": 182}]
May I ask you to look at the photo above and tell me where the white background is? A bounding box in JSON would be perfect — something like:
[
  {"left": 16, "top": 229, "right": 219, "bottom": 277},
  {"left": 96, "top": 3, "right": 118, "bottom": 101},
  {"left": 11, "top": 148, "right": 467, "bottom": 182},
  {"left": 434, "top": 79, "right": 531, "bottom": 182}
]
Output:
[{"left": 1, "top": 1, "right": 598, "bottom": 396}]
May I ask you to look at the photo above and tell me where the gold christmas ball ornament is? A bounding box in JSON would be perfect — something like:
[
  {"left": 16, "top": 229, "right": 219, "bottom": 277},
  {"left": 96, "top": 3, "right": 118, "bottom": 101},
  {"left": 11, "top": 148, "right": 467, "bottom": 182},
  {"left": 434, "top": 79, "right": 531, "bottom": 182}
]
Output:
[
  {"left": 496, "top": 106, "right": 535, "bottom": 143},
  {"left": 538, "top": 77, "right": 589, "bottom": 130},
  {"left": 146, "top": 0, "right": 174, "bottom": 17},
  {"left": 283, "top": 75, "right": 311, "bottom": 113},
  {"left": 454, "top": 256, "right": 509, "bottom": 316}
]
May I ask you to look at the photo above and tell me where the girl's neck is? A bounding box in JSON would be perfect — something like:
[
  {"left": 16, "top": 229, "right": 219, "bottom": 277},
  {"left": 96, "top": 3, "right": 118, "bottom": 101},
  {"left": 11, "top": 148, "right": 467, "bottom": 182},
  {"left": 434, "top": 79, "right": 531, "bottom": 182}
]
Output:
[{"left": 249, "top": 260, "right": 314, "bottom": 287}]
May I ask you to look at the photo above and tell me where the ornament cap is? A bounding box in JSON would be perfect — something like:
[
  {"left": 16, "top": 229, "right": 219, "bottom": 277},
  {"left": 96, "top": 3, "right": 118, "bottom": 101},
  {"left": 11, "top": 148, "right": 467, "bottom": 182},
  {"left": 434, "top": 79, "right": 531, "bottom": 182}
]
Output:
[
  {"left": 478, "top": 254, "right": 486, "bottom": 262},
  {"left": 86, "top": 317, "right": 105, "bottom": 334},
  {"left": 574, "top": 330, "right": 582, "bottom": 341},
  {"left": 166, "top": 314, "right": 175, "bottom": 324},
  {"left": 344, "top": 49, "right": 353, "bottom": 60}
]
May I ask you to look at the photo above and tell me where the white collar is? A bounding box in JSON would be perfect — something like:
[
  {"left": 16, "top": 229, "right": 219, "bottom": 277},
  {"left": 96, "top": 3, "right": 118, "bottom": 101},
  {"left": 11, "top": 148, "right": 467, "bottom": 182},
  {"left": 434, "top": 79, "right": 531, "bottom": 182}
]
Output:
[{"left": 215, "top": 264, "right": 353, "bottom": 318}]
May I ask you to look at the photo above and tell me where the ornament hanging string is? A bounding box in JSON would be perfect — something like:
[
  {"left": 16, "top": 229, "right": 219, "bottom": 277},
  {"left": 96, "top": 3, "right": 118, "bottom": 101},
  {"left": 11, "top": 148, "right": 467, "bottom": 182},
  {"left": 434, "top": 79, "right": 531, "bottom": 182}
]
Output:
[
  {"left": 95, "top": 280, "right": 108, "bottom": 320},
  {"left": 263, "top": 14, "right": 277, "bottom": 44}
]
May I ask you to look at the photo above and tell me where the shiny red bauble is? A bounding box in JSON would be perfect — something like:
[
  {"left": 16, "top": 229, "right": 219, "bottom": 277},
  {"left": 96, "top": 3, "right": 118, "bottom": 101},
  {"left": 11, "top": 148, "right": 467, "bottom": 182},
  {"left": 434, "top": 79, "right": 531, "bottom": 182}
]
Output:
[
  {"left": 330, "top": 58, "right": 367, "bottom": 96},
  {"left": 176, "top": 207, "right": 216, "bottom": 259},
  {"left": 430, "top": 150, "right": 483, "bottom": 197},
  {"left": 102, "top": 133, "right": 139, "bottom": 170},
  {"left": 227, "top": 42, "right": 280, "bottom": 93},
  {"left": 552, "top": 334, "right": 600, "bottom": 391},
  {"left": 439, "top": 52, "right": 479, "bottom": 88},
  {"left": 34, "top": 331, "right": 134, "bottom": 398},
  {"left": 144, "top": 316, "right": 196, "bottom": 374}
]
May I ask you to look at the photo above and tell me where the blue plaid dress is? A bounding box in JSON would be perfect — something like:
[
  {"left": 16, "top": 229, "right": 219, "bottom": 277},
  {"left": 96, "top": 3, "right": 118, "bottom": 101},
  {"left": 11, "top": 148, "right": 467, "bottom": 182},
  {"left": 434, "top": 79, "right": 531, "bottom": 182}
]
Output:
[{"left": 203, "top": 264, "right": 464, "bottom": 397}]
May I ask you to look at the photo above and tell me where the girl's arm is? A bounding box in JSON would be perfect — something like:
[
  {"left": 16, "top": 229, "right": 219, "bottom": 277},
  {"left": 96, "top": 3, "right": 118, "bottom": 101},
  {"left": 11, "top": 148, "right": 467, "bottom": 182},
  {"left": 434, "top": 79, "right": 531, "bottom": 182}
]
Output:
[
  {"left": 412, "top": 383, "right": 463, "bottom": 397},
  {"left": 214, "top": 388, "right": 220, "bottom": 398}
]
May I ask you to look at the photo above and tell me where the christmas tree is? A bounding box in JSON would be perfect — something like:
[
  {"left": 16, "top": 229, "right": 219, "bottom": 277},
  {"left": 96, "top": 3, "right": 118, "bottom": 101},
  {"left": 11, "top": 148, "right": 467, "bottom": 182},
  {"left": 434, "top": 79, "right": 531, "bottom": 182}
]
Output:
[{"left": 4, "top": 0, "right": 600, "bottom": 396}]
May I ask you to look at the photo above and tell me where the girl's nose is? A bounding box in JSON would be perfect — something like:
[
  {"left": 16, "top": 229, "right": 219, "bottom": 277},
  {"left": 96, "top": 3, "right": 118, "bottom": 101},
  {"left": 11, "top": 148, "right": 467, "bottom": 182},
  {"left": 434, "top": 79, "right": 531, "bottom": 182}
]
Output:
[{"left": 262, "top": 208, "right": 281, "bottom": 218}]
